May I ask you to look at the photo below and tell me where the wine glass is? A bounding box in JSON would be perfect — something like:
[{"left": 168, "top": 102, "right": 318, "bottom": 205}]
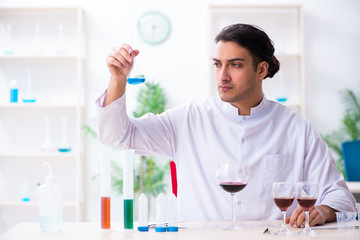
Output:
[
  {"left": 296, "top": 182, "right": 318, "bottom": 236},
  {"left": 272, "top": 182, "right": 295, "bottom": 235},
  {"left": 216, "top": 161, "right": 248, "bottom": 231}
]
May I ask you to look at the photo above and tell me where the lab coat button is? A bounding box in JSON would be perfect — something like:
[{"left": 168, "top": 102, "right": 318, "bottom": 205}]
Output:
[{"left": 241, "top": 138, "right": 245, "bottom": 143}]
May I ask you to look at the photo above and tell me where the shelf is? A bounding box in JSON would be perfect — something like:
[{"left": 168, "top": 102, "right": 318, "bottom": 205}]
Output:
[
  {"left": 0, "top": 201, "right": 78, "bottom": 207},
  {"left": 0, "top": 5, "right": 84, "bottom": 228},
  {"left": 0, "top": 151, "right": 79, "bottom": 158},
  {"left": 0, "top": 103, "right": 81, "bottom": 109},
  {"left": 0, "top": 54, "right": 81, "bottom": 60}
]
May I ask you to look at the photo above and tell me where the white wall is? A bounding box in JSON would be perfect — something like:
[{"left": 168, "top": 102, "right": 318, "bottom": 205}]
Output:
[{"left": 2, "top": 0, "right": 359, "bottom": 222}]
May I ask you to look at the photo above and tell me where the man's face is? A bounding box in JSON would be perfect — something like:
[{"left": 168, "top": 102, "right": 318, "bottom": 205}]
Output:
[{"left": 213, "top": 41, "right": 264, "bottom": 105}]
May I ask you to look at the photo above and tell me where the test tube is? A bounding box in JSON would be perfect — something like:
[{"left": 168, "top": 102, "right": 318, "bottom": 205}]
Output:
[
  {"left": 167, "top": 193, "right": 178, "bottom": 232},
  {"left": 155, "top": 193, "right": 167, "bottom": 232},
  {"left": 56, "top": 24, "right": 66, "bottom": 54},
  {"left": 3, "top": 24, "right": 14, "bottom": 54},
  {"left": 100, "top": 152, "right": 111, "bottom": 229},
  {"left": 137, "top": 193, "right": 149, "bottom": 232},
  {"left": 40, "top": 117, "right": 56, "bottom": 152},
  {"left": 123, "top": 150, "right": 134, "bottom": 229},
  {"left": 276, "top": 71, "right": 287, "bottom": 102},
  {"left": 33, "top": 24, "right": 41, "bottom": 55},
  {"left": 58, "top": 117, "right": 72, "bottom": 152},
  {"left": 22, "top": 69, "right": 37, "bottom": 103}
]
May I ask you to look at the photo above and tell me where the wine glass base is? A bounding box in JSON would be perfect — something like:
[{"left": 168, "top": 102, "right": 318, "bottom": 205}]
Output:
[
  {"left": 222, "top": 223, "right": 244, "bottom": 231},
  {"left": 297, "top": 228, "right": 317, "bottom": 236},
  {"left": 273, "top": 227, "right": 294, "bottom": 236}
]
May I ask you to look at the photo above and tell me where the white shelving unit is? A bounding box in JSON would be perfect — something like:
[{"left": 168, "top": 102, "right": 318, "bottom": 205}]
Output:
[
  {"left": 208, "top": 5, "right": 305, "bottom": 115},
  {"left": 0, "top": 6, "right": 85, "bottom": 233}
]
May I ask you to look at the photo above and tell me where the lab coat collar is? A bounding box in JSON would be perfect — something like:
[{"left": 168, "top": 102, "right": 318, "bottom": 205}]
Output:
[{"left": 219, "top": 93, "right": 269, "bottom": 120}]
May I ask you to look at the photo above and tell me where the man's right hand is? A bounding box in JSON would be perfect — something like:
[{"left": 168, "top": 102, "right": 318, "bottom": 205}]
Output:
[{"left": 103, "top": 44, "right": 139, "bottom": 107}]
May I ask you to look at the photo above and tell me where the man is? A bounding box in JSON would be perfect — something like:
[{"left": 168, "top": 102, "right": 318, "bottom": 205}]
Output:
[{"left": 97, "top": 24, "right": 356, "bottom": 226}]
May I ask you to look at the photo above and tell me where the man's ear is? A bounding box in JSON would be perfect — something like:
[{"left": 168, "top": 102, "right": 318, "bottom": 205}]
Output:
[{"left": 258, "top": 61, "right": 269, "bottom": 80}]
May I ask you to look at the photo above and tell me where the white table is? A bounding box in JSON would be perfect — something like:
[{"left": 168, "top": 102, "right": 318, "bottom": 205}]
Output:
[
  {"left": 0, "top": 221, "right": 359, "bottom": 240},
  {"left": 346, "top": 182, "right": 360, "bottom": 194}
]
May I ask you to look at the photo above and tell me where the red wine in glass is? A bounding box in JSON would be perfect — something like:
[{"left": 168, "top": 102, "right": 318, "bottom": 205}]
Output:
[
  {"left": 219, "top": 182, "right": 247, "bottom": 193},
  {"left": 274, "top": 197, "right": 294, "bottom": 211},
  {"left": 296, "top": 182, "right": 318, "bottom": 236},
  {"left": 272, "top": 182, "right": 295, "bottom": 235},
  {"left": 297, "top": 197, "right": 317, "bottom": 210},
  {"left": 216, "top": 161, "right": 248, "bottom": 231}
]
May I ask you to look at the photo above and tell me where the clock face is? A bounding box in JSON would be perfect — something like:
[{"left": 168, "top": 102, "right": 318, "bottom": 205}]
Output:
[{"left": 137, "top": 11, "right": 171, "bottom": 45}]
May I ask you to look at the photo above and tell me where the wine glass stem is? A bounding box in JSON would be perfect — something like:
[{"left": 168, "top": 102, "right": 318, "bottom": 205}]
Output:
[
  {"left": 231, "top": 193, "right": 235, "bottom": 227},
  {"left": 281, "top": 211, "right": 287, "bottom": 228},
  {"left": 304, "top": 210, "right": 310, "bottom": 230}
]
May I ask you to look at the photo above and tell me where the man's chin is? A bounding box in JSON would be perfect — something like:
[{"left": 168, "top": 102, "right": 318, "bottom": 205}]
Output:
[{"left": 219, "top": 94, "right": 233, "bottom": 103}]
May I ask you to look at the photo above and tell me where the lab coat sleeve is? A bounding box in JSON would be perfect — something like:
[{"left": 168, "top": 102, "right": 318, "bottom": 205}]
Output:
[
  {"left": 303, "top": 121, "right": 356, "bottom": 212},
  {"left": 96, "top": 91, "right": 177, "bottom": 158}
]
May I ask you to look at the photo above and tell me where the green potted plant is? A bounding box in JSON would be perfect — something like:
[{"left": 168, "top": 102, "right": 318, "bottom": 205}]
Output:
[
  {"left": 110, "top": 81, "right": 169, "bottom": 198},
  {"left": 83, "top": 81, "right": 169, "bottom": 200},
  {"left": 322, "top": 88, "right": 360, "bottom": 178}
]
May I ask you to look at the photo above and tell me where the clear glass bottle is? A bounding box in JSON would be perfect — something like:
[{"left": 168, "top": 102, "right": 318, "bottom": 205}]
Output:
[{"left": 9, "top": 79, "right": 18, "bottom": 103}]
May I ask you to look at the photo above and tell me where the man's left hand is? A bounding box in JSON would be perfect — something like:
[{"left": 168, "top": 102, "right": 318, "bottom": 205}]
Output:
[{"left": 288, "top": 204, "right": 337, "bottom": 227}]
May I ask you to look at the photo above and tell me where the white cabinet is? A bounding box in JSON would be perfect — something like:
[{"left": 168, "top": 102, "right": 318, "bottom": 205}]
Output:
[
  {"left": 0, "top": 7, "right": 84, "bottom": 233},
  {"left": 209, "top": 5, "right": 305, "bottom": 115}
]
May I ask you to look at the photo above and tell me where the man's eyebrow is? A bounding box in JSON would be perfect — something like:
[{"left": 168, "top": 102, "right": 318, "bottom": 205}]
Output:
[
  {"left": 228, "top": 58, "right": 245, "bottom": 62},
  {"left": 212, "top": 58, "right": 245, "bottom": 62}
]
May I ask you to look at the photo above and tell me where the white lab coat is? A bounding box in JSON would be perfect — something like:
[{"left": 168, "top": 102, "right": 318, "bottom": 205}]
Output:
[{"left": 97, "top": 92, "right": 356, "bottom": 221}]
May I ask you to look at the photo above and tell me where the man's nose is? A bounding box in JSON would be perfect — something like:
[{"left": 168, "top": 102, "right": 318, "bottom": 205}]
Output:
[{"left": 219, "top": 67, "right": 230, "bottom": 82}]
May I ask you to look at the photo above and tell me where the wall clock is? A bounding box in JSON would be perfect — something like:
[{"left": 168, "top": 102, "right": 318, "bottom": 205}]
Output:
[{"left": 137, "top": 11, "right": 171, "bottom": 45}]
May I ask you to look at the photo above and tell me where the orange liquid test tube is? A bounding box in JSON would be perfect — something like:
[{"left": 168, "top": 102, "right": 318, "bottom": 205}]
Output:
[
  {"left": 100, "top": 152, "right": 111, "bottom": 230},
  {"left": 101, "top": 196, "right": 110, "bottom": 229}
]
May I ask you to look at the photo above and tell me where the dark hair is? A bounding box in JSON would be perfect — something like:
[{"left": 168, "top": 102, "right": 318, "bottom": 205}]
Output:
[{"left": 215, "top": 23, "right": 280, "bottom": 79}]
